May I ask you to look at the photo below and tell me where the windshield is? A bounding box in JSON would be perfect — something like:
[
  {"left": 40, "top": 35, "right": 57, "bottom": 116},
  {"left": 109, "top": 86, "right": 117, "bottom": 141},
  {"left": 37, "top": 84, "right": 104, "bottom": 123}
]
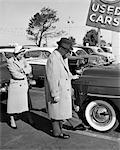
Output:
[
  {"left": 97, "top": 48, "right": 104, "bottom": 53},
  {"left": 101, "top": 47, "right": 111, "bottom": 53},
  {"left": 25, "top": 50, "right": 51, "bottom": 59},
  {"left": 82, "top": 47, "right": 95, "bottom": 55},
  {"left": 76, "top": 49, "right": 87, "bottom": 55}
]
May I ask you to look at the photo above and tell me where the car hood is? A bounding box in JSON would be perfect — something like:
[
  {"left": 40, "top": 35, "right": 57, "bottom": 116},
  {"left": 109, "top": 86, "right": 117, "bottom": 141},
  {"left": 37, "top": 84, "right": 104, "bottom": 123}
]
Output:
[
  {"left": 99, "top": 52, "right": 115, "bottom": 61},
  {"left": 82, "top": 63, "right": 120, "bottom": 77}
]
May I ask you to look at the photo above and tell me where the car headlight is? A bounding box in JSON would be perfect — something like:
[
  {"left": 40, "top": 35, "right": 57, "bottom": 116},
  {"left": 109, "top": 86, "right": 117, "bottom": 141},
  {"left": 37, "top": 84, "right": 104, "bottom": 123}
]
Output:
[
  {"left": 0, "top": 83, "right": 8, "bottom": 93},
  {"left": 101, "top": 56, "right": 108, "bottom": 62}
]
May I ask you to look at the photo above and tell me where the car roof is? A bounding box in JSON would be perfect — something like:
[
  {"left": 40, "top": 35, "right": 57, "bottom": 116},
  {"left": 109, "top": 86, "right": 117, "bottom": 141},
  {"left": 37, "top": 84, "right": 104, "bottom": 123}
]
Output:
[
  {"left": 0, "top": 48, "right": 14, "bottom": 53},
  {"left": 0, "top": 46, "right": 56, "bottom": 53},
  {"left": 0, "top": 46, "right": 15, "bottom": 49},
  {"left": 72, "top": 47, "right": 85, "bottom": 52},
  {"left": 73, "top": 47, "right": 100, "bottom": 56},
  {"left": 80, "top": 46, "right": 101, "bottom": 49},
  {"left": 25, "top": 47, "right": 56, "bottom": 53}
]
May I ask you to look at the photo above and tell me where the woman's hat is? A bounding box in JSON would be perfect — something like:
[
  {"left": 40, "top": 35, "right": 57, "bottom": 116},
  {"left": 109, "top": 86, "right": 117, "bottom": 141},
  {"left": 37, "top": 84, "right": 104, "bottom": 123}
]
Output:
[
  {"left": 57, "top": 38, "right": 73, "bottom": 51},
  {"left": 14, "top": 45, "right": 26, "bottom": 54}
]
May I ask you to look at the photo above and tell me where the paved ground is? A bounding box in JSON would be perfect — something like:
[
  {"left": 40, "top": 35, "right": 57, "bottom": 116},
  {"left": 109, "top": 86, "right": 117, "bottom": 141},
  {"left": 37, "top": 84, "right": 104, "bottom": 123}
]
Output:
[{"left": 0, "top": 87, "right": 120, "bottom": 150}]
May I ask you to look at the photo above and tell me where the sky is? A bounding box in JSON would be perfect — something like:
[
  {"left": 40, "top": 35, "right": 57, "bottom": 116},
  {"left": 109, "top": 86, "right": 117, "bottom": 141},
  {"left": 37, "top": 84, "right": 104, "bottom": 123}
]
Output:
[{"left": 0, "top": 0, "right": 112, "bottom": 46}]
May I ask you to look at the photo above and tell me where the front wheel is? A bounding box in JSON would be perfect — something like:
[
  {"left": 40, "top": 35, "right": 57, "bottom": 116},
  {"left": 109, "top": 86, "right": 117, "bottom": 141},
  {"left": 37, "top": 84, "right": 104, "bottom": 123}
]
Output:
[{"left": 85, "top": 100, "right": 118, "bottom": 132}]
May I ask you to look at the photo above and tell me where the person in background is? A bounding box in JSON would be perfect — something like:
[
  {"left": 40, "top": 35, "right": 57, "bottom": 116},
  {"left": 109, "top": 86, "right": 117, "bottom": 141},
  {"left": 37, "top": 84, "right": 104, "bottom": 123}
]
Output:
[
  {"left": 45, "top": 38, "right": 79, "bottom": 139},
  {"left": 7, "top": 45, "right": 34, "bottom": 129}
]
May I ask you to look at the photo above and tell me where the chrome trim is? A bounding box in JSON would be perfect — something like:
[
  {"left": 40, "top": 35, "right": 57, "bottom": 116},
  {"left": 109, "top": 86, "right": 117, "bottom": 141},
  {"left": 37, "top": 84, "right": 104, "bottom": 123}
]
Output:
[{"left": 87, "top": 93, "right": 120, "bottom": 99}]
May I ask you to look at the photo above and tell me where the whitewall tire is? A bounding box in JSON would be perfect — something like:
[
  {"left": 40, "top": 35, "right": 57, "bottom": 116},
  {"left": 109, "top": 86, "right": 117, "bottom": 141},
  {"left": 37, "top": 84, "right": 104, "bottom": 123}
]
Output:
[{"left": 85, "top": 100, "right": 117, "bottom": 132}]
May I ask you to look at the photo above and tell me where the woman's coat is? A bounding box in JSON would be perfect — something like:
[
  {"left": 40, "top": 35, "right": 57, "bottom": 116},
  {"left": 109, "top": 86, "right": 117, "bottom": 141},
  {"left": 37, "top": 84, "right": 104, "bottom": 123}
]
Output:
[
  {"left": 45, "top": 50, "right": 73, "bottom": 120},
  {"left": 7, "top": 57, "right": 31, "bottom": 114}
]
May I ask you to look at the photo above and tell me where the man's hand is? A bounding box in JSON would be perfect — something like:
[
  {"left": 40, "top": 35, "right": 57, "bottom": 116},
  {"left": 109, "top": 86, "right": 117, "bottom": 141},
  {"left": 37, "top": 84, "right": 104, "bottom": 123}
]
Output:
[
  {"left": 74, "top": 105, "right": 80, "bottom": 112},
  {"left": 51, "top": 97, "right": 59, "bottom": 104},
  {"left": 72, "top": 75, "right": 79, "bottom": 80}
]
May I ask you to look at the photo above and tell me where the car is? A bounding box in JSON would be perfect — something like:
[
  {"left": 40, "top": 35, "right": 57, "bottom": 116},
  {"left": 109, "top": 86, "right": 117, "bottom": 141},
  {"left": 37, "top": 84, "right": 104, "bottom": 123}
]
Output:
[
  {"left": 24, "top": 47, "right": 55, "bottom": 82},
  {"left": 101, "top": 46, "right": 115, "bottom": 62},
  {"left": 68, "top": 47, "right": 107, "bottom": 75},
  {"left": 72, "top": 63, "right": 120, "bottom": 132},
  {"left": 73, "top": 47, "right": 107, "bottom": 65},
  {"left": 79, "top": 46, "right": 115, "bottom": 63}
]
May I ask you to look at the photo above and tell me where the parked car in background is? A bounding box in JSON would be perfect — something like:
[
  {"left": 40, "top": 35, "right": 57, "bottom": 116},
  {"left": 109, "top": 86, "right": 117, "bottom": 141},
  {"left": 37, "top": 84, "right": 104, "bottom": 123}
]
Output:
[
  {"left": 24, "top": 47, "right": 55, "bottom": 83},
  {"left": 68, "top": 47, "right": 108, "bottom": 74},
  {"left": 73, "top": 47, "right": 106, "bottom": 64},
  {"left": 79, "top": 46, "right": 115, "bottom": 63}
]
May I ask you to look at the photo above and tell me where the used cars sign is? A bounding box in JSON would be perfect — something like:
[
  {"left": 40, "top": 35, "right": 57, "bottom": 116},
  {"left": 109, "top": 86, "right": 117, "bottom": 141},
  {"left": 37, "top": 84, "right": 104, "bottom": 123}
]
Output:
[{"left": 86, "top": 0, "right": 120, "bottom": 32}]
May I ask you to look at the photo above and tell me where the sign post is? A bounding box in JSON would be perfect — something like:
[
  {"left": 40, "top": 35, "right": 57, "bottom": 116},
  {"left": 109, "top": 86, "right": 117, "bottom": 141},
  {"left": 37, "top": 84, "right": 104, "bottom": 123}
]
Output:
[{"left": 97, "top": 28, "right": 101, "bottom": 47}]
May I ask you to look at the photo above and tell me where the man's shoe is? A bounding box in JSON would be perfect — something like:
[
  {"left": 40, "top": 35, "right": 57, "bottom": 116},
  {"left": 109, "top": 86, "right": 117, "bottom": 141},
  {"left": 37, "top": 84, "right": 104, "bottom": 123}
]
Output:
[
  {"left": 73, "top": 124, "right": 86, "bottom": 131},
  {"left": 54, "top": 133, "right": 70, "bottom": 139},
  {"left": 10, "top": 125, "right": 17, "bottom": 129}
]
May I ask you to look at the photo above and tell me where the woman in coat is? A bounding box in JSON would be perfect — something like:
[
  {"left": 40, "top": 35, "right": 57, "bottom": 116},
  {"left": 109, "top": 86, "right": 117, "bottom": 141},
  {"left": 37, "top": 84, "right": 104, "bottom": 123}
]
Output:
[
  {"left": 45, "top": 38, "right": 79, "bottom": 139},
  {"left": 7, "top": 45, "right": 33, "bottom": 129}
]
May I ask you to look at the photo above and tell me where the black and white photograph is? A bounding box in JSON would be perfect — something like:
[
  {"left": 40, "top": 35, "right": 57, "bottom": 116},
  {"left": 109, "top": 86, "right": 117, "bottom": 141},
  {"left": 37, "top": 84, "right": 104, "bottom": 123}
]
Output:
[{"left": 0, "top": 0, "right": 120, "bottom": 149}]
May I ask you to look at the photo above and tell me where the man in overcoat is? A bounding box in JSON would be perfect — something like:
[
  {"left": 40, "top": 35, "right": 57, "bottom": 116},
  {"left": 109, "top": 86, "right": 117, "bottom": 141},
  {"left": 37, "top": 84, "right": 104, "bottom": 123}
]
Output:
[{"left": 45, "top": 38, "right": 79, "bottom": 139}]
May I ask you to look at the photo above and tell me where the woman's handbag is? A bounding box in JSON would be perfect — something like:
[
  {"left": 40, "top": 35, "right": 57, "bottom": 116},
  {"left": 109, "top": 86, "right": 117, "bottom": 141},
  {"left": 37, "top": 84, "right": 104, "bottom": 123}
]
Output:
[{"left": 27, "top": 73, "right": 36, "bottom": 88}]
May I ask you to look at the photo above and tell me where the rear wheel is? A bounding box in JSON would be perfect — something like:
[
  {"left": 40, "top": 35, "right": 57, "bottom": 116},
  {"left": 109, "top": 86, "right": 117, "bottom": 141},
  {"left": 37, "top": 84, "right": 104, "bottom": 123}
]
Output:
[{"left": 85, "top": 100, "right": 118, "bottom": 132}]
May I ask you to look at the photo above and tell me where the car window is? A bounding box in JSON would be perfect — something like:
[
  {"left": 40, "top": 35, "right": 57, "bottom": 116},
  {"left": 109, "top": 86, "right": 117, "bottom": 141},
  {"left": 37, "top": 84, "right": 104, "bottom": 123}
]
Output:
[
  {"left": 71, "top": 52, "right": 76, "bottom": 56},
  {"left": 44, "top": 51, "right": 51, "bottom": 58},
  {"left": 76, "top": 50, "right": 86, "bottom": 55},
  {"left": 83, "top": 48, "right": 94, "bottom": 54},
  {"left": 5, "top": 52, "right": 14, "bottom": 58},
  {"left": 97, "top": 48, "right": 104, "bottom": 53},
  {"left": 25, "top": 50, "right": 51, "bottom": 59},
  {"left": 102, "top": 47, "right": 107, "bottom": 52},
  {"left": 101, "top": 47, "right": 111, "bottom": 53},
  {"left": 0, "top": 52, "right": 13, "bottom": 63}
]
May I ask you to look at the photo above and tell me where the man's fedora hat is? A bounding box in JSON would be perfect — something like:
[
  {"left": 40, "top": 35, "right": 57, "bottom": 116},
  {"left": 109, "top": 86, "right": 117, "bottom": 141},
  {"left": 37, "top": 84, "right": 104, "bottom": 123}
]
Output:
[{"left": 57, "top": 38, "right": 73, "bottom": 51}]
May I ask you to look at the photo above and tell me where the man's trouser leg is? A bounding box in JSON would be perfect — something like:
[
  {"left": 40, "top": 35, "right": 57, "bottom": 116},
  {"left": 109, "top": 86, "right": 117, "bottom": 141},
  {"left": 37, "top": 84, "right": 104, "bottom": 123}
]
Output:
[
  {"left": 28, "top": 89, "right": 33, "bottom": 110},
  {"left": 51, "top": 119, "right": 62, "bottom": 136}
]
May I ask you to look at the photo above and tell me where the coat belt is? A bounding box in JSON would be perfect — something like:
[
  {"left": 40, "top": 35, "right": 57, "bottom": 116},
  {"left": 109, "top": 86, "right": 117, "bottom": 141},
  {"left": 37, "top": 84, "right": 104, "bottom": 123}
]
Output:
[{"left": 11, "top": 77, "right": 25, "bottom": 80}]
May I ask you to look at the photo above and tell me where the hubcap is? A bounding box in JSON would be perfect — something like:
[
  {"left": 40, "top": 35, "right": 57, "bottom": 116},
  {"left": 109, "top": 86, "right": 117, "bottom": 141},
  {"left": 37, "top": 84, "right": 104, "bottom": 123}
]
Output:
[{"left": 91, "top": 105, "right": 112, "bottom": 125}]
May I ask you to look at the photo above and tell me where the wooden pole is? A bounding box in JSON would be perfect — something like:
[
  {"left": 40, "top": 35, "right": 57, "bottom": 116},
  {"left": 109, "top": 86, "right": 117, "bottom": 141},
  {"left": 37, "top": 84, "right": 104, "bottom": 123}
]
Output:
[{"left": 97, "top": 28, "right": 101, "bottom": 47}]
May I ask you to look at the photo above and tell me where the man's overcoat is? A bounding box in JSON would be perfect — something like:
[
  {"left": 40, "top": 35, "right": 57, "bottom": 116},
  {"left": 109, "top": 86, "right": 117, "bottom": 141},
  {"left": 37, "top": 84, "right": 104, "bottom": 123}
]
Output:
[{"left": 45, "top": 50, "right": 73, "bottom": 120}]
